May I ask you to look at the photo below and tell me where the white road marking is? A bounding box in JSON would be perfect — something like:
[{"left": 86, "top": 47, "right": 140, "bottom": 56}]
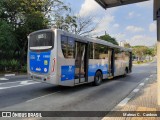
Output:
[
  {"left": 139, "top": 83, "right": 144, "bottom": 86},
  {"left": 150, "top": 75, "right": 153, "bottom": 77},
  {"left": 0, "top": 78, "right": 9, "bottom": 80},
  {"left": 4, "top": 74, "right": 15, "bottom": 77},
  {"left": 20, "top": 81, "right": 39, "bottom": 85},
  {"left": 20, "top": 81, "right": 29, "bottom": 85},
  {"left": 133, "top": 89, "right": 139, "bottom": 92},
  {"left": 0, "top": 80, "right": 33, "bottom": 85},
  {"left": 0, "top": 82, "right": 40, "bottom": 90},
  {"left": 146, "top": 78, "right": 149, "bottom": 81},
  {"left": 117, "top": 98, "right": 131, "bottom": 107},
  {"left": 26, "top": 91, "right": 61, "bottom": 102}
]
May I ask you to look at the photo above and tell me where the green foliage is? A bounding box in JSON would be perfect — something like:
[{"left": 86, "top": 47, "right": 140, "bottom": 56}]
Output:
[
  {"left": 0, "top": 59, "right": 19, "bottom": 71},
  {"left": 132, "top": 46, "right": 156, "bottom": 61},
  {"left": 132, "top": 46, "right": 148, "bottom": 59},
  {"left": 0, "top": 0, "right": 51, "bottom": 63},
  {"left": 137, "top": 61, "right": 141, "bottom": 64},
  {"left": 9, "top": 59, "right": 20, "bottom": 71},
  {"left": 0, "top": 20, "right": 16, "bottom": 56},
  {"left": 146, "top": 48, "right": 155, "bottom": 57},
  {"left": 124, "top": 43, "right": 131, "bottom": 48},
  {"left": 21, "top": 64, "right": 27, "bottom": 73},
  {"left": 0, "top": 0, "right": 73, "bottom": 73},
  {"left": 98, "top": 34, "right": 119, "bottom": 45},
  {"left": 0, "top": 60, "right": 8, "bottom": 70}
]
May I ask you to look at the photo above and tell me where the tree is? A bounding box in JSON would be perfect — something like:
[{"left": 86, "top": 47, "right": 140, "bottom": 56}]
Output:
[
  {"left": 52, "top": 13, "right": 96, "bottom": 36},
  {"left": 97, "top": 34, "right": 119, "bottom": 45},
  {"left": 153, "top": 44, "right": 157, "bottom": 56},
  {"left": 146, "top": 47, "right": 156, "bottom": 57},
  {"left": 0, "top": 20, "right": 16, "bottom": 58},
  {"left": 124, "top": 43, "right": 131, "bottom": 48},
  {"left": 132, "top": 46, "right": 148, "bottom": 61},
  {"left": 0, "top": 0, "right": 68, "bottom": 66},
  {"left": 71, "top": 16, "right": 96, "bottom": 36}
]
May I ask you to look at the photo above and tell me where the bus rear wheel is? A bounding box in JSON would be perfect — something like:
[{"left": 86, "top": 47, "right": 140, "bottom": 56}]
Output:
[{"left": 94, "top": 71, "right": 102, "bottom": 86}]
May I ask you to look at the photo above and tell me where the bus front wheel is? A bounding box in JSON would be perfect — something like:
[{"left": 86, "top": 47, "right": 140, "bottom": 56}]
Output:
[{"left": 94, "top": 71, "right": 102, "bottom": 86}]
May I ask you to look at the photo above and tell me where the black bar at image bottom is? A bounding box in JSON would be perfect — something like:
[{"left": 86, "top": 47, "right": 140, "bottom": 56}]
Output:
[{"left": 0, "top": 111, "right": 159, "bottom": 117}]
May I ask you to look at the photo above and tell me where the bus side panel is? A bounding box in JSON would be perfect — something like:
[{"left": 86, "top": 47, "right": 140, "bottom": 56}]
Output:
[
  {"left": 49, "top": 29, "right": 59, "bottom": 85},
  {"left": 57, "top": 31, "right": 75, "bottom": 86},
  {"left": 114, "top": 60, "right": 119, "bottom": 76},
  {"left": 115, "top": 60, "right": 128, "bottom": 77},
  {"left": 114, "top": 51, "right": 130, "bottom": 77},
  {"left": 88, "top": 59, "right": 108, "bottom": 82}
]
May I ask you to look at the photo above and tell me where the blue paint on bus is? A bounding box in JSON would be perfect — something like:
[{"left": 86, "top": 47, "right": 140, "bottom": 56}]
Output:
[
  {"left": 61, "top": 66, "right": 75, "bottom": 81},
  {"left": 88, "top": 64, "right": 108, "bottom": 76},
  {"left": 61, "top": 64, "right": 108, "bottom": 81},
  {"left": 29, "top": 51, "right": 51, "bottom": 74}
]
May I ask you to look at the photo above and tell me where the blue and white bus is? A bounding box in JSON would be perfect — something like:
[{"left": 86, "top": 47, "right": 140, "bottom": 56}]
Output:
[{"left": 27, "top": 29, "right": 132, "bottom": 86}]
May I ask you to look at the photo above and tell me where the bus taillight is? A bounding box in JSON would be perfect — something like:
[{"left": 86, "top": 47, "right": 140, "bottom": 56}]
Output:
[{"left": 52, "top": 58, "right": 56, "bottom": 72}]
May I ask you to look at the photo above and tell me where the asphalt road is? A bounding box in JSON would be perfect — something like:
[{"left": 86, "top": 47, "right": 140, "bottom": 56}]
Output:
[{"left": 0, "top": 61, "right": 157, "bottom": 119}]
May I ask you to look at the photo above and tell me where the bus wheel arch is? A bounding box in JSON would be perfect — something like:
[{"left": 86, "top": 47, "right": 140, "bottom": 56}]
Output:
[{"left": 93, "top": 70, "right": 103, "bottom": 86}]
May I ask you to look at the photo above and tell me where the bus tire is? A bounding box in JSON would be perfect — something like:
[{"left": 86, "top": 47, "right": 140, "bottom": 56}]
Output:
[{"left": 94, "top": 71, "right": 102, "bottom": 86}]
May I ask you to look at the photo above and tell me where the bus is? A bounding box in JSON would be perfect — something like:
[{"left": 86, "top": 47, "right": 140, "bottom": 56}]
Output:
[{"left": 27, "top": 28, "right": 132, "bottom": 86}]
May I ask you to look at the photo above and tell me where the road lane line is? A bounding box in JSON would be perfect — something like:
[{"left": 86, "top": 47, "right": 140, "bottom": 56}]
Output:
[
  {"left": 20, "top": 81, "right": 39, "bottom": 85},
  {"left": 0, "top": 80, "right": 33, "bottom": 85},
  {"left": 4, "top": 74, "right": 15, "bottom": 77},
  {"left": 145, "top": 78, "right": 149, "bottom": 81},
  {"left": 0, "top": 78, "right": 9, "bottom": 80},
  {"left": 117, "top": 98, "right": 131, "bottom": 107},
  {"left": 150, "top": 75, "right": 153, "bottom": 77},
  {"left": 139, "top": 83, "right": 144, "bottom": 86},
  {"left": 0, "top": 82, "right": 40, "bottom": 90},
  {"left": 26, "top": 91, "right": 61, "bottom": 102},
  {"left": 133, "top": 89, "right": 139, "bottom": 92}
]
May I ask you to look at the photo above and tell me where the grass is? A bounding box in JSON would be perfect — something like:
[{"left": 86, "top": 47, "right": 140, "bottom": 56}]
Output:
[{"left": 133, "top": 60, "right": 153, "bottom": 64}]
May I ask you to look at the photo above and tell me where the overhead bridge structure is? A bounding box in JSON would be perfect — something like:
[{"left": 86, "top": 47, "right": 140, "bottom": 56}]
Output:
[{"left": 95, "top": 0, "right": 149, "bottom": 9}]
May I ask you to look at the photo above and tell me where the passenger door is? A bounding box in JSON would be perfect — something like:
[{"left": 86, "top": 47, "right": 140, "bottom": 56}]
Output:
[
  {"left": 108, "top": 49, "right": 114, "bottom": 78},
  {"left": 74, "top": 42, "right": 88, "bottom": 84}
]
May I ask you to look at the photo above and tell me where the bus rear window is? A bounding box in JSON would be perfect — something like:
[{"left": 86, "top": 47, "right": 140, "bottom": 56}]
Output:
[{"left": 29, "top": 31, "right": 54, "bottom": 50}]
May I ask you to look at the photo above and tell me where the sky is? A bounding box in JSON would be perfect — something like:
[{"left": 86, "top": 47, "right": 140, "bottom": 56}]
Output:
[{"left": 63, "top": 0, "right": 156, "bottom": 46}]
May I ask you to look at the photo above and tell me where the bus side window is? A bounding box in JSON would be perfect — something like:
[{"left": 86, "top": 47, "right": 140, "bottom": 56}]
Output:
[
  {"left": 125, "top": 51, "right": 129, "bottom": 61},
  {"left": 61, "top": 35, "right": 75, "bottom": 59},
  {"left": 89, "top": 42, "right": 94, "bottom": 59},
  {"left": 94, "top": 43, "right": 100, "bottom": 59},
  {"left": 115, "top": 49, "right": 120, "bottom": 60},
  {"left": 99, "top": 44, "right": 108, "bottom": 59},
  {"left": 68, "top": 37, "right": 75, "bottom": 59},
  {"left": 61, "top": 36, "right": 68, "bottom": 58}
]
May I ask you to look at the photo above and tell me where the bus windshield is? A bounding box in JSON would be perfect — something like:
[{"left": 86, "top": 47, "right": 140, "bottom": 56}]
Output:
[{"left": 29, "top": 31, "right": 54, "bottom": 50}]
